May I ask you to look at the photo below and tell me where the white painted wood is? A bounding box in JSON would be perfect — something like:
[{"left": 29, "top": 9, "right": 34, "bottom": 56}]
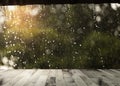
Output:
[
  {"left": 23, "top": 70, "right": 43, "bottom": 86},
  {"left": 1, "top": 70, "right": 23, "bottom": 85},
  {"left": 103, "top": 69, "right": 120, "bottom": 78},
  {"left": 2, "top": 70, "right": 34, "bottom": 86},
  {"left": 0, "top": 70, "right": 15, "bottom": 86},
  {"left": 0, "top": 69, "right": 120, "bottom": 86},
  {"left": 56, "top": 69, "right": 66, "bottom": 86},
  {"left": 98, "top": 69, "right": 114, "bottom": 77},
  {"left": 82, "top": 70, "right": 114, "bottom": 86},
  {"left": 110, "top": 69, "right": 120, "bottom": 75},
  {"left": 86, "top": 70, "right": 114, "bottom": 86},
  {"left": 0, "top": 69, "right": 23, "bottom": 85},
  {"left": 13, "top": 69, "right": 35, "bottom": 86},
  {"left": 82, "top": 70, "right": 99, "bottom": 78},
  {"left": 0, "top": 70, "right": 7, "bottom": 74},
  {"left": 35, "top": 69, "right": 50, "bottom": 86},
  {"left": 70, "top": 70, "right": 87, "bottom": 86},
  {"left": 45, "top": 69, "right": 57, "bottom": 86},
  {"left": 62, "top": 69, "right": 77, "bottom": 86},
  {"left": 0, "top": 70, "right": 13, "bottom": 77},
  {"left": 76, "top": 69, "right": 98, "bottom": 86},
  {"left": 98, "top": 69, "right": 120, "bottom": 85}
]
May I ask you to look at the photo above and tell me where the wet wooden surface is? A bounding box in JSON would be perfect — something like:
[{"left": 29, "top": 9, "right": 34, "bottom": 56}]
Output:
[{"left": 0, "top": 69, "right": 120, "bottom": 86}]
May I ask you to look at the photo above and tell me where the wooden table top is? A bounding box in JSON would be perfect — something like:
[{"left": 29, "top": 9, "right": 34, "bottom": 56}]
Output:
[{"left": 0, "top": 69, "right": 120, "bottom": 86}]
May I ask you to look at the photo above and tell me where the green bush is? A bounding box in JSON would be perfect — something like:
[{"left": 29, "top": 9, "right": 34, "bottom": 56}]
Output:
[{"left": 81, "top": 31, "right": 120, "bottom": 68}]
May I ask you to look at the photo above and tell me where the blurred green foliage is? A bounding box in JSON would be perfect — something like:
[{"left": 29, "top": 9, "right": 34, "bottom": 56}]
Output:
[
  {"left": 81, "top": 31, "right": 120, "bottom": 68},
  {"left": 0, "top": 4, "right": 120, "bottom": 69}
]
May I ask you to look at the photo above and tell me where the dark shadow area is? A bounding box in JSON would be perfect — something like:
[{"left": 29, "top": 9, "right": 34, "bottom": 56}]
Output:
[
  {"left": 0, "top": 79, "right": 3, "bottom": 85},
  {"left": 0, "top": 0, "right": 90, "bottom": 5}
]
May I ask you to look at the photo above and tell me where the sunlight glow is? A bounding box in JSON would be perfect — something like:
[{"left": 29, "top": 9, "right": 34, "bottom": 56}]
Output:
[
  {"left": 111, "top": 3, "right": 120, "bottom": 10},
  {"left": 7, "top": 6, "right": 17, "bottom": 11},
  {"left": 30, "top": 8, "right": 39, "bottom": 16}
]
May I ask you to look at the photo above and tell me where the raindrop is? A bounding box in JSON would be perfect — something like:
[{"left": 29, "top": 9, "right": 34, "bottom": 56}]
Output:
[
  {"left": 83, "top": 27, "right": 86, "bottom": 30},
  {"left": 14, "top": 36, "right": 17, "bottom": 39},
  {"left": 9, "top": 41, "right": 12, "bottom": 43},
  {"left": 75, "top": 51, "right": 78, "bottom": 54},
  {"left": 114, "top": 30, "right": 118, "bottom": 36},
  {"left": 79, "top": 44, "right": 82, "bottom": 47},
  {"left": 95, "top": 5, "right": 101, "bottom": 12},
  {"left": 7, "top": 51, "right": 11, "bottom": 53},
  {"left": 5, "top": 42, "right": 8, "bottom": 44},
  {"left": 49, "top": 64, "right": 51, "bottom": 67},
  {"left": 43, "top": 53, "right": 45, "bottom": 56},
  {"left": 13, "top": 44, "right": 15, "bottom": 46},
  {"left": 29, "top": 7, "right": 40, "bottom": 16},
  {"left": 14, "top": 50, "right": 16, "bottom": 52},
  {"left": 23, "top": 61, "right": 26, "bottom": 64},
  {"left": 3, "top": 25, "right": 6, "bottom": 29},
  {"left": 45, "top": 49, "right": 51, "bottom": 55},
  {"left": 6, "top": 45, "right": 8, "bottom": 47},
  {"left": 13, "top": 64, "right": 17, "bottom": 67},
  {"left": 73, "top": 42, "right": 76, "bottom": 45},
  {"left": 51, "top": 53, "right": 53, "bottom": 56},
  {"left": 33, "top": 55, "right": 36, "bottom": 57},
  {"left": 35, "top": 61, "right": 37, "bottom": 63},
  {"left": 96, "top": 16, "right": 101, "bottom": 22},
  {"left": 52, "top": 40, "right": 55, "bottom": 43},
  {"left": 59, "top": 43, "right": 61, "bottom": 45},
  {"left": 77, "top": 28, "right": 83, "bottom": 34},
  {"left": 19, "top": 51, "right": 21, "bottom": 54},
  {"left": 47, "top": 60, "right": 49, "bottom": 63},
  {"left": 111, "top": 3, "right": 117, "bottom": 10}
]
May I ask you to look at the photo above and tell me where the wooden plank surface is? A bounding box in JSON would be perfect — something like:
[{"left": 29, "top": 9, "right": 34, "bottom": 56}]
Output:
[
  {"left": 98, "top": 69, "right": 120, "bottom": 86},
  {"left": 77, "top": 70, "right": 98, "bottom": 86},
  {"left": 70, "top": 70, "right": 87, "bottom": 86},
  {"left": 62, "top": 69, "right": 77, "bottom": 86},
  {"left": 24, "top": 70, "right": 43, "bottom": 86},
  {"left": 35, "top": 69, "right": 50, "bottom": 86},
  {"left": 81, "top": 69, "right": 119, "bottom": 86},
  {"left": 0, "top": 69, "right": 120, "bottom": 86},
  {"left": 56, "top": 70, "right": 66, "bottom": 86}
]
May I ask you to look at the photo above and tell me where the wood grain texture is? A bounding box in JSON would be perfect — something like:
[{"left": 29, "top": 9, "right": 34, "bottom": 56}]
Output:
[{"left": 0, "top": 69, "right": 120, "bottom": 86}]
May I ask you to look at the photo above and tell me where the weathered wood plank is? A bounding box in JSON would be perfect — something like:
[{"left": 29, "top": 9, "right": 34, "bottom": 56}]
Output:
[
  {"left": 0, "top": 70, "right": 15, "bottom": 86},
  {"left": 56, "top": 69, "right": 66, "bottom": 86},
  {"left": 0, "top": 69, "right": 120, "bottom": 86},
  {"left": 13, "top": 69, "right": 35, "bottom": 86},
  {"left": 0, "top": 70, "right": 8, "bottom": 74},
  {"left": 82, "top": 69, "right": 115, "bottom": 86},
  {"left": 77, "top": 69, "right": 98, "bottom": 86},
  {"left": 98, "top": 69, "right": 114, "bottom": 77},
  {"left": 1, "top": 70, "right": 24, "bottom": 85},
  {"left": 110, "top": 69, "right": 120, "bottom": 76},
  {"left": 23, "top": 70, "right": 43, "bottom": 86},
  {"left": 62, "top": 69, "right": 77, "bottom": 86},
  {"left": 45, "top": 69, "right": 57, "bottom": 86},
  {"left": 2, "top": 70, "right": 34, "bottom": 86},
  {"left": 70, "top": 70, "right": 87, "bottom": 86},
  {"left": 102, "top": 69, "right": 120, "bottom": 78},
  {"left": 0, "top": 70, "right": 14, "bottom": 76},
  {"left": 0, "top": 69, "right": 24, "bottom": 85},
  {"left": 98, "top": 69, "right": 120, "bottom": 86},
  {"left": 35, "top": 69, "right": 50, "bottom": 86}
]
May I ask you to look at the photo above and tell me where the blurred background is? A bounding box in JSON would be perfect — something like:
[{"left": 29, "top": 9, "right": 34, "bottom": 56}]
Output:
[{"left": 0, "top": 3, "right": 120, "bottom": 69}]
